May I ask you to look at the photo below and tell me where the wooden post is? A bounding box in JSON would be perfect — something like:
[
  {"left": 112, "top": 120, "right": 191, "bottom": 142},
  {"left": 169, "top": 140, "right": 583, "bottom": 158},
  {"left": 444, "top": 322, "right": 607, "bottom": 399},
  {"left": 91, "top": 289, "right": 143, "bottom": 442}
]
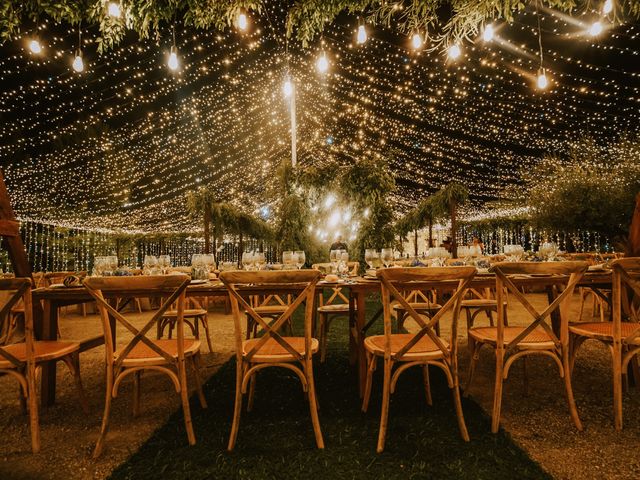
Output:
[
  {"left": 204, "top": 203, "right": 211, "bottom": 254},
  {"left": 413, "top": 229, "right": 418, "bottom": 257},
  {"left": 626, "top": 193, "right": 640, "bottom": 257},
  {"left": 450, "top": 202, "right": 458, "bottom": 259},
  {"left": 0, "top": 170, "right": 32, "bottom": 278}
]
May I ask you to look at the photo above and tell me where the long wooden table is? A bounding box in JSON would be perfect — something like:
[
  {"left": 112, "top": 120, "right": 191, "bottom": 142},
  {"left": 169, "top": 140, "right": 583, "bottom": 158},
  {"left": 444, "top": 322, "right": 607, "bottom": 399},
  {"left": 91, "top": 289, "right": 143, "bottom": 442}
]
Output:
[{"left": 32, "top": 272, "right": 613, "bottom": 407}]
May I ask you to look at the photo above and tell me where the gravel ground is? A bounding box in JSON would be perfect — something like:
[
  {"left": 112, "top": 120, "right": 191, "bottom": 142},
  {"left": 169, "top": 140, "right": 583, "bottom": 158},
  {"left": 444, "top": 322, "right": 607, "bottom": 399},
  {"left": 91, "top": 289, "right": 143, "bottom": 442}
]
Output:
[{"left": 1, "top": 293, "right": 639, "bottom": 479}]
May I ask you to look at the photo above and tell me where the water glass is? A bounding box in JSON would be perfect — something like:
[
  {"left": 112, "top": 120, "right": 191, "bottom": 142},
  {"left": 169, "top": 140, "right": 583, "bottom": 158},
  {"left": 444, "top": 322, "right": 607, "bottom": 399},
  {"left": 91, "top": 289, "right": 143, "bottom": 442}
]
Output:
[
  {"left": 282, "top": 251, "right": 294, "bottom": 269},
  {"left": 381, "top": 248, "right": 393, "bottom": 268},
  {"left": 295, "top": 250, "right": 305, "bottom": 269}
]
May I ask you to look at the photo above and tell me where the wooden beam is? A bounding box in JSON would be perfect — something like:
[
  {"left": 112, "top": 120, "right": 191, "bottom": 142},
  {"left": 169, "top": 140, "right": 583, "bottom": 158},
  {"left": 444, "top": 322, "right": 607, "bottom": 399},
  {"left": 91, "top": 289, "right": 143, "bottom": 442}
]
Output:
[
  {"left": 627, "top": 193, "right": 640, "bottom": 257},
  {"left": 0, "top": 219, "right": 20, "bottom": 237}
]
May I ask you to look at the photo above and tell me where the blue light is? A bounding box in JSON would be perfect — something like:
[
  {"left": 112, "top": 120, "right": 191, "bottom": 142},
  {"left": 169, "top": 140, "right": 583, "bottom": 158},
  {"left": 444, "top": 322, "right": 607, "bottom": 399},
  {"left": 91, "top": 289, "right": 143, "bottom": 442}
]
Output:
[{"left": 326, "top": 136, "right": 334, "bottom": 145}]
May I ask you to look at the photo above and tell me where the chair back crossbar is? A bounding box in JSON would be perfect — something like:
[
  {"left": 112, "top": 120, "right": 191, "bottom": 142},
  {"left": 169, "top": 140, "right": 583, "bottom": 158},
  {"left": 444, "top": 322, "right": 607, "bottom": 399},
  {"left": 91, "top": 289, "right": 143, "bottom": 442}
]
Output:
[{"left": 612, "top": 258, "right": 640, "bottom": 346}]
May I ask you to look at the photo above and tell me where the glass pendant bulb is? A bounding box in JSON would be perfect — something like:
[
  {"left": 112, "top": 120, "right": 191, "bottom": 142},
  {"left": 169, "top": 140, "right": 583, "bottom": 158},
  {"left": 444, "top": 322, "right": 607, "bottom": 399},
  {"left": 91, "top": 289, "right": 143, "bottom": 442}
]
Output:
[
  {"left": 72, "top": 51, "right": 84, "bottom": 72},
  {"left": 357, "top": 25, "right": 367, "bottom": 44},
  {"left": 168, "top": 46, "right": 179, "bottom": 71}
]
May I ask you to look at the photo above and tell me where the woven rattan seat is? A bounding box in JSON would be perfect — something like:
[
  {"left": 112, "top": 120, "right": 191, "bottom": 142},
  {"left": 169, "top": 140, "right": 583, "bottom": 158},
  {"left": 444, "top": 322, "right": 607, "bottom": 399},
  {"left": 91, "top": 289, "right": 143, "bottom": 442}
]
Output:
[
  {"left": 393, "top": 302, "right": 442, "bottom": 311},
  {"left": 469, "top": 326, "right": 555, "bottom": 347},
  {"left": 243, "top": 337, "right": 319, "bottom": 361},
  {"left": 116, "top": 339, "right": 200, "bottom": 365},
  {"left": 364, "top": 333, "right": 448, "bottom": 359},
  {"left": 317, "top": 303, "right": 354, "bottom": 313},
  {"left": 570, "top": 322, "right": 640, "bottom": 343},
  {"left": 162, "top": 309, "right": 207, "bottom": 317},
  {"left": 461, "top": 299, "right": 504, "bottom": 308},
  {"left": 0, "top": 341, "right": 80, "bottom": 368}
]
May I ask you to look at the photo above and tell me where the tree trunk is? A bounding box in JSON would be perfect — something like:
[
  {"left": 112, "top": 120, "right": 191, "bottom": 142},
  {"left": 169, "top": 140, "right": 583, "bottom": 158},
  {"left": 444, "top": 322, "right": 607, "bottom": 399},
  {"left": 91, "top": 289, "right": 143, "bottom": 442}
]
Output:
[
  {"left": 450, "top": 203, "right": 458, "bottom": 258},
  {"left": 414, "top": 229, "right": 418, "bottom": 257},
  {"left": 428, "top": 220, "right": 433, "bottom": 248},
  {"left": 203, "top": 203, "right": 211, "bottom": 254},
  {"left": 238, "top": 232, "right": 244, "bottom": 268},
  {"left": 627, "top": 193, "right": 640, "bottom": 256}
]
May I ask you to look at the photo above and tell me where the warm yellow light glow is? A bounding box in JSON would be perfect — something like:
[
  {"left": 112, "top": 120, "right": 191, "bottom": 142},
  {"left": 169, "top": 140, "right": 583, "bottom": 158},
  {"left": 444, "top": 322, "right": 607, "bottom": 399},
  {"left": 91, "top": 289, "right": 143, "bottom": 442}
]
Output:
[
  {"left": 357, "top": 25, "right": 367, "bottom": 44},
  {"left": 411, "top": 33, "right": 423, "bottom": 50},
  {"left": 29, "top": 39, "right": 42, "bottom": 54},
  {"left": 108, "top": 2, "right": 121, "bottom": 18},
  {"left": 603, "top": 0, "right": 614, "bottom": 14}
]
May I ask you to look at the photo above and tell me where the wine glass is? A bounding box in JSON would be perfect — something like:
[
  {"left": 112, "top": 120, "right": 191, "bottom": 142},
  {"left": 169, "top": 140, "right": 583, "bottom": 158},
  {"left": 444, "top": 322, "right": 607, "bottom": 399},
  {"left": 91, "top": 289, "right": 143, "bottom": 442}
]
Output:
[
  {"left": 364, "top": 249, "right": 377, "bottom": 269},
  {"left": 255, "top": 252, "right": 266, "bottom": 270},
  {"left": 381, "top": 248, "right": 393, "bottom": 268},
  {"left": 159, "top": 255, "right": 171, "bottom": 274},
  {"left": 242, "top": 252, "right": 253, "bottom": 270},
  {"left": 204, "top": 254, "right": 216, "bottom": 272},
  {"left": 295, "top": 250, "right": 305, "bottom": 269},
  {"left": 144, "top": 255, "right": 158, "bottom": 275},
  {"left": 282, "top": 251, "right": 293, "bottom": 269}
]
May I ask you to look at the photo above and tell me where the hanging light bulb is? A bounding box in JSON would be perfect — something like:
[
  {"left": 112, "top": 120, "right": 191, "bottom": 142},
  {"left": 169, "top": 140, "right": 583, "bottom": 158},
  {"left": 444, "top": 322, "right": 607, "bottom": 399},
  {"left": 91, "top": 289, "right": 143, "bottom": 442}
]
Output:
[
  {"left": 316, "top": 51, "right": 329, "bottom": 73},
  {"left": 448, "top": 44, "right": 461, "bottom": 60},
  {"left": 107, "top": 2, "right": 121, "bottom": 18},
  {"left": 237, "top": 11, "right": 248, "bottom": 30},
  {"left": 483, "top": 24, "right": 495, "bottom": 42},
  {"left": 589, "top": 21, "right": 603, "bottom": 37},
  {"left": 283, "top": 78, "right": 293, "bottom": 97},
  {"left": 72, "top": 50, "right": 84, "bottom": 72},
  {"left": 168, "top": 46, "right": 179, "bottom": 71},
  {"left": 603, "top": 0, "right": 614, "bottom": 14},
  {"left": 28, "top": 39, "right": 42, "bottom": 54},
  {"left": 411, "top": 33, "right": 423, "bottom": 49},
  {"left": 537, "top": 68, "right": 549, "bottom": 90},
  {"left": 357, "top": 24, "right": 367, "bottom": 44}
]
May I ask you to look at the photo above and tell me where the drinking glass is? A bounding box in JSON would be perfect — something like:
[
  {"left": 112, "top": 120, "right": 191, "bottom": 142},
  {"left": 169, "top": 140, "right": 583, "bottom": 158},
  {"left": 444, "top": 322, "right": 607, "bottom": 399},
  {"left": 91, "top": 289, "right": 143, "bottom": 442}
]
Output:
[
  {"left": 381, "top": 248, "right": 393, "bottom": 268},
  {"left": 144, "top": 255, "right": 158, "bottom": 275},
  {"left": 282, "top": 251, "right": 293, "bottom": 269},
  {"left": 159, "top": 255, "right": 171, "bottom": 274},
  {"left": 242, "top": 252, "right": 253, "bottom": 270},
  {"left": 295, "top": 250, "right": 305, "bottom": 269},
  {"left": 204, "top": 254, "right": 216, "bottom": 272},
  {"left": 364, "top": 249, "right": 377, "bottom": 269},
  {"left": 255, "top": 252, "right": 266, "bottom": 270}
]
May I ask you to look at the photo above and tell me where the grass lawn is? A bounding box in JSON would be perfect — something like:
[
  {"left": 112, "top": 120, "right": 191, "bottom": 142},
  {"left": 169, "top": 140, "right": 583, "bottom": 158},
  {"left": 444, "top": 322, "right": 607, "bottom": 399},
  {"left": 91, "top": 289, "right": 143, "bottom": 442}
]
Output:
[{"left": 110, "top": 294, "right": 550, "bottom": 480}]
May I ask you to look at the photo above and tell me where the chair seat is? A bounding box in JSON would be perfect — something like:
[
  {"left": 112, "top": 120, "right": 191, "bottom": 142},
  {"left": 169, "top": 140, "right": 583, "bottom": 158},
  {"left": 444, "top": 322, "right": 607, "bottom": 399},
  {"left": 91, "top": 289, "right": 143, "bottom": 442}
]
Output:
[
  {"left": 251, "top": 305, "right": 289, "bottom": 315},
  {"left": 461, "top": 299, "right": 504, "bottom": 308},
  {"left": 161, "top": 309, "right": 207, "bottom": 318},
  {"left": 116, "top": 339, "right": 201, "bottom": 366},
  {"left": 570, "top": 322, "right": 640, "bottom": 343},
  {"left": 317, "top": 303, "right": 354, "bottom": 313},
  {"left": 364, "top": 333, "right": 448, "bottom": 360},
  {"left": 393, "top": 302, "right": 442, "bottom": 312},
  {"left": 469, "top": 326, "right": 555, "bottom": 348},
  {"left": 0, "top": 341, "right": 80, "bottom": 368},
  {"left": 243, "top": 337, "right": 319, "bottom": 362}
]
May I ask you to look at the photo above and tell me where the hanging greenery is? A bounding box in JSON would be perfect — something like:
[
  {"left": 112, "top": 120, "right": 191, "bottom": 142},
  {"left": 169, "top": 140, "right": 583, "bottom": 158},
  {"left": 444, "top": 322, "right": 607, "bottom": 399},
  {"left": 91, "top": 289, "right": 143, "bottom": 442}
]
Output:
[
  {"left": 396, "top": 196, "right": 441, "bottom": 255},
  {"left": 3, "top": 0, "right": 636, "bottom": 52}
]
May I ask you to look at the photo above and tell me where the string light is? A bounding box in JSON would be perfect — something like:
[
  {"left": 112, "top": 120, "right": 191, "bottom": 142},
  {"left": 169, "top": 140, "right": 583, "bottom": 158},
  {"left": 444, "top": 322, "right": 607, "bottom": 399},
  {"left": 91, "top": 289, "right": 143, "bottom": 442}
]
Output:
[
  {"left": 237, "top": 11, "right": 248, "bottom": 31},
  {"left": 483, "top": 24, "right": 495, "bottom": 42},
  {"left": 283, "top": 78, "right": 293, "bottom": 97},
  {"left": 28, "top": 39, "right": 42, "bottom": 54},
  {"left": 316, "top": 51, "right": 329, "bottom": 73},
  {"left": 603, "top": 0, "right": 614, "bottom": 15},
  {"left": 589, "top": 21, "right": 603, "bottom": 37},
  {"left": 357, "top": 24, "right": 367, "bottom": 44},
  {"left": 535, "top": 1, "right": 548, "bottom": 90},
  {"left": 107, "top": 2, "right": 121, "bottom": 18},
  {"left": 411, "top": 33, "right": 423, "bottom": 50},
  {"left": 168, "top": 24, "right": 178, "bottom": 71},
  {"left": 537, "top": 68, "right": 549, "bottom": 89},
  {"left": 448, "top": 44, "right": 461, "bottom": 60}
]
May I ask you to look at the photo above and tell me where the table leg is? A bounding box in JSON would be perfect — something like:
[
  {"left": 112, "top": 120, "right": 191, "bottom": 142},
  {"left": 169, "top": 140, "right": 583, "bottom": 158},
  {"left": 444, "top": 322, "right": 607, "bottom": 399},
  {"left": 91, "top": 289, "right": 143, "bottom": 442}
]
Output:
[
  {"left": 356, "top": 291, "right": 367, "bottom": 398},
  {"left": 348, "top": 292, "right": 357, "bottom": 366},
  {"left": 39, "top": 299, "right": 59, "bottom": 408}
]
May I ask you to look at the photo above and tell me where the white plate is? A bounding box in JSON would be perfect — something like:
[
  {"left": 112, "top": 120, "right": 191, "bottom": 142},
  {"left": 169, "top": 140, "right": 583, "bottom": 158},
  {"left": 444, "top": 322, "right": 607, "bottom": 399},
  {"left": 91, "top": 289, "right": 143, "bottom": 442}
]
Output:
[{"left": 190, "top": 279, "right": 208, "bottom": 285}]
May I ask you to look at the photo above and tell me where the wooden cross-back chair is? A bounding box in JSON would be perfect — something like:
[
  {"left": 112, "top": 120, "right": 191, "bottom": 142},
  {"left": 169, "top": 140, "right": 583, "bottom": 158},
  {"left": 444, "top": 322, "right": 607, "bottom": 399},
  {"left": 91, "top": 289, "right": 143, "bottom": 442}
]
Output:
[
  {"left": 364, "top": 267, "right": 476, "bottom": 453},
  {"left": 245, "top": 292, "right": 293, "bottom": 339},
  {"left": 158, "top": 295, "right": 213, "bottom": 353},
  {"left": 569, "top": 257, "right": 640, "bottom": 429},
  {"left": 460, "top": 286, "right": 508, "bottom": 331},
  {"left": 465, "top": 261, "right": 588, "bottom": 433},
  {"left": 311, "top": 263, "right": 358, "bottom": 363},
  {"left": 393, "top": 287, "right": 442, "bottom": 334},
  {"left": 220, "top": 269, "right": 323, "bottom": 451},
  {"left": 84, "top": 275, "right": 207, "bottom": 458},
  {"left": 0, "top": 278, "right": 88, "bottom": 453}
]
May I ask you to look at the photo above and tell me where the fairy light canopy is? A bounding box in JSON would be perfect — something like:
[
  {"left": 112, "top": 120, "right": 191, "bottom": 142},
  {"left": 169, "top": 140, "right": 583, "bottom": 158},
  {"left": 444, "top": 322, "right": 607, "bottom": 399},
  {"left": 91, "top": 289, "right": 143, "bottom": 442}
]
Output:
[{"left": 0, "top": 2, "right": 638, "bottom": 233}]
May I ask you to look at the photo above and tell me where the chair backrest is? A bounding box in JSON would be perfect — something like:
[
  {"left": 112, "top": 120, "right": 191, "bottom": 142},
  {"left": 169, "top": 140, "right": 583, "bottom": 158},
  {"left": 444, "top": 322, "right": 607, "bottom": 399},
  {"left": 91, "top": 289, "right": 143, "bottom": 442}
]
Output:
[
  {"left": 220, "top": 270, "right": 321, "bottom": 362},
  {"left": 83, "top": 275, "right": 190, "bottom": 368},
  {"left": 0, "top": 278, "right": 33, "bottom": 366},
  {"left": 490, "top": 261, "right": 588, "bottom": 353},
  {"left": 610, "top": 258, "right": 640, "bottom": 345},
  {"left": 376, "top": 267, "right": 476, "bottom": 361}
]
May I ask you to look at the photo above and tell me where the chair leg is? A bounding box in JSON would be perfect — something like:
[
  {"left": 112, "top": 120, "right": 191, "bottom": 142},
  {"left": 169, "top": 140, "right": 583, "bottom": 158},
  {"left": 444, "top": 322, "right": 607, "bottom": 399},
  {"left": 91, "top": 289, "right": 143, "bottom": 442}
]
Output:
[
  {"left": 319, "top": 314, "right": 328, "bottom": 363},
  {"left": 305, "top": 358, "right": 324, "bottom": 449},
  {"left": 228, "top": 360, "right": 244, "bottom": 451},
  {"left": 465, "top": 308, "right": 472, "bottom": 332},
  {"left": 199, "top": 315, "right": 214, "bottom": 353},
  {"left": 451, "top": 368, "right": 470, "bottom": 442},
  {"left": 62, "top": 352, "right": 89, "bottom": 414},
  {"left": 376, "top": 359, "right": 393, "bottom": 453},
  {"left": 612, "top": 343, "right": 623, "bottom": 430},
  {"left": 464, "top": 338, "right": 481, "bottom": 397},
  {"left": 247, "top": 372, "right": 256, "bottom": 413},
  {"left": 361, "top": 353, "right": 376, "bottom": 413},
  {"left": 26, "top": 364, "right": 41, "bottom": 453},
  {"left": 178, "top": 355, "right": 196, "bottom": 446},
  {"left": 578, "top": 290, "right": 586, "bottom": 321},
  {"left": 491, "top": 349, "right": 505, "bottom": 434},
  {"left": 422, "top": 364, "right": 433, "bottom": 406},
  {"left": 93, "top": 368, "right": 114, "bottom": 458},
  {"left": 132, "top": 370, "right": 141, "bottom": 418},
  {"left": 563, "top": 344, "right": 583, "bottom": 431},
  {"left": 191, "top": 354, "right": 208, "bottom": 409}
]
